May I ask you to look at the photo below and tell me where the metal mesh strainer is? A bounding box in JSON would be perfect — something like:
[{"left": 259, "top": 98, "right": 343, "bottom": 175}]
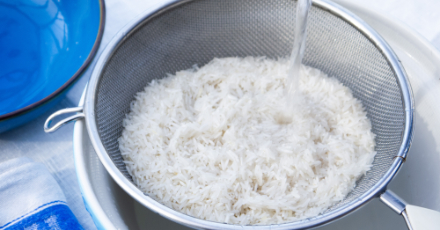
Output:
[{"left": 45, "top": 0, "right": 414, "bottom": 229}]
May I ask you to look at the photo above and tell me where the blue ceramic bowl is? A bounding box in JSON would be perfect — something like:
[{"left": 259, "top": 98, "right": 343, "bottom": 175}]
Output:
[{"left": 0, "top": 0, "right": 105, "bottom": 133}]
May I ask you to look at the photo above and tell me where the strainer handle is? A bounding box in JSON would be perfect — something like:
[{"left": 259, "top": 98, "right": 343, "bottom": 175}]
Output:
[
  {"left": 380, "top": 190, "right": 440, "bottom": 230},
  {"left": 44, "top": 107, "right": 85, "bottom": 133}
]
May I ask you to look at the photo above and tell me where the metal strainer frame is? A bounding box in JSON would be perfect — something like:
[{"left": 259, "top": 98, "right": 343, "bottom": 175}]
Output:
[{"left": 46, "top": 0, "right": 414, "bottom": 229}]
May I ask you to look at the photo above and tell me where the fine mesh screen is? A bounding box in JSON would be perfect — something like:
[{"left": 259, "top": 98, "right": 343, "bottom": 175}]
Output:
[{"left": 95, "top": 0, "right": 405, "bottom": 219}]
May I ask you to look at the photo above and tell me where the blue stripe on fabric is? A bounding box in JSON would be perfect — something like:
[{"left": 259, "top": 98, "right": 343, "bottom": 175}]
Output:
[
  {"left": 1, "top": 203, "right": 83, "bottom": 230},
  {"left": 1, "top": 201, "right": 66, "bottom": 229}
]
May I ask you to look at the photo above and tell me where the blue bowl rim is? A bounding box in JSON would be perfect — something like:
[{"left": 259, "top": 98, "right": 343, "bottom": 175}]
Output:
[{"left": 0, "top": 0, "right": 106, "bottom": 121}]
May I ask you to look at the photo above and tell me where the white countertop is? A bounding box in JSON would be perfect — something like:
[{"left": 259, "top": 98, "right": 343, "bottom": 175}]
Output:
[{"left": 1, "top": 0, "right": 440, "bottom": 229}]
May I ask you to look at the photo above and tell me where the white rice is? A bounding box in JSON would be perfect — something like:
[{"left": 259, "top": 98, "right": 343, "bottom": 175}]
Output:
[{"left": 118, "top": 57, "right": 376, "bottom": 225}]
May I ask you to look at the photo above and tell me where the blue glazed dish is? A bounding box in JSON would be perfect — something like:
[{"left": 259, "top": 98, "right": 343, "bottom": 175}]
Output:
[{"left": 0, "top": 0, "right": 105, "bottom": 133}]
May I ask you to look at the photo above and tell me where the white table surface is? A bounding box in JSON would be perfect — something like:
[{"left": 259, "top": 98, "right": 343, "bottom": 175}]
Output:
[{"left": 1, "top": 0, "right": 440, "bottom": 229}]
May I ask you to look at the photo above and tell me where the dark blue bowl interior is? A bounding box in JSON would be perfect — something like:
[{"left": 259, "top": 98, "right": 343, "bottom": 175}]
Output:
[{"left": 0, "top": 0, "right": 102, "bottom": 116}]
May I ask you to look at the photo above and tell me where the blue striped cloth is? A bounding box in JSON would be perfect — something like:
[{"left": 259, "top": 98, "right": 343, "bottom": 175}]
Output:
[{"left": 0, "top": 158, "right": 83, "bottom": 230}]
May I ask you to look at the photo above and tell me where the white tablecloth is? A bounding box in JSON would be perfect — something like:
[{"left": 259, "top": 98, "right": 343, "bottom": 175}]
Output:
[{"left": 1, "top": 0, "right": 440, "bottom": 229}]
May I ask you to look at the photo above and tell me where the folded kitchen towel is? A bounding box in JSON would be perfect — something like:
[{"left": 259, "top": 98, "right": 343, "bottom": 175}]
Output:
[{"left": 0, "top": 157, "right": 83, "bottom": 230}]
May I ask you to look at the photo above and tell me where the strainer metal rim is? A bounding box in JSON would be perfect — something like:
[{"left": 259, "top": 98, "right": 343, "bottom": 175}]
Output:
[{"left": 83, "top": 0, "right": 414, "bottom": 229}]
